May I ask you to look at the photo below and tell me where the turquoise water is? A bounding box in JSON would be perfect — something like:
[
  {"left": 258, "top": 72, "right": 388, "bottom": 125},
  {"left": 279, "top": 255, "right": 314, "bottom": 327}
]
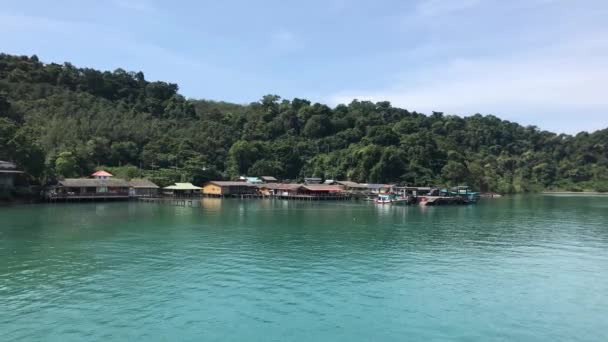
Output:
[{"left": 1, "top": 196, "right": 607, "bottom": 341}]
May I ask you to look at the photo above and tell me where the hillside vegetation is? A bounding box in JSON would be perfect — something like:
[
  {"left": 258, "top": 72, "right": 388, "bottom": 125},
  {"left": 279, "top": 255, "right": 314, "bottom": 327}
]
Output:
[{"left": 1, "top": 53, "right": 606, "bottom": 192}]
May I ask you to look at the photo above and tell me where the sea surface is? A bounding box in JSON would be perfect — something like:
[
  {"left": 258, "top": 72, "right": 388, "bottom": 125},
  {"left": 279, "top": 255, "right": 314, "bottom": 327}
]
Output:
[{"left": 1, "top": 195, "right": 607, "bottom": 341}]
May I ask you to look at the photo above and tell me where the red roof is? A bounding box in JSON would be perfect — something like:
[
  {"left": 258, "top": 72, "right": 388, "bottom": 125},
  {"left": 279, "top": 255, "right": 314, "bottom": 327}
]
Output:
[{"left": 92, "top": 170, "right": 113, "bottom": 177}]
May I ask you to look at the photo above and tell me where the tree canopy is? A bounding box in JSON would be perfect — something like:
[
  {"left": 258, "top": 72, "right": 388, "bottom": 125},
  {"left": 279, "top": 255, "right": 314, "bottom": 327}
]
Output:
[{"left": 1, "top": 53, "right": 606, "bottom": 192}]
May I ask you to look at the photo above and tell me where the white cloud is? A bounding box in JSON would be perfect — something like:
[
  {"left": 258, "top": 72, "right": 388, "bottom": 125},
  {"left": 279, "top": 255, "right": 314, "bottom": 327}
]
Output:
[{"left": 328, "top": 35, "right": 608, "bottom": 133}]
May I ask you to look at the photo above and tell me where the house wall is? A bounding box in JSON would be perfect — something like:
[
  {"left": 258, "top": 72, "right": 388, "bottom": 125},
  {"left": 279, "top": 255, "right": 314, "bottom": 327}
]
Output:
[
  {"left": 279, "top": 189, "right": 302, "bottom": 196},
  {"left": 258, "top": 187, "right": 272, "bottom": 196},
  {"left": 229, "top": 186, "right": 256, "bottom": 195},
  {"left": 203, "top": 184, "right": 257, "bottom": 195},
  {"left": 203, "top": 184, "right": 224, "bottom": 195},
  {"left": 132, "top": 188, "right": 158, "bottom": 197},
  {"left": 0, "top": 174, "right": 15, "bottom": 189}
]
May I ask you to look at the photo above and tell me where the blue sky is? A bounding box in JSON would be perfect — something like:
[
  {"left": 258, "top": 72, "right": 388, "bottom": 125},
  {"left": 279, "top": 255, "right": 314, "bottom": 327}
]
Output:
[{"left": 2, "top": 0, "right": 607, "bottom": 133}]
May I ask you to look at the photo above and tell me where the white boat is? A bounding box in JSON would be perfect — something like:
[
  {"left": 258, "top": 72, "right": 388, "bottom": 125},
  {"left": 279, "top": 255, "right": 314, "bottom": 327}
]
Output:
[{"left": 375, "top": 194, "right": 410, "bottom": 205}]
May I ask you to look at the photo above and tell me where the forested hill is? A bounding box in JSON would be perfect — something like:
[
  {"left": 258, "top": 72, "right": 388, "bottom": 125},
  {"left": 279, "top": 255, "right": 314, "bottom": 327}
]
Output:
[{"left": 1, "top": 53, "right": 606, "bottom": 193}]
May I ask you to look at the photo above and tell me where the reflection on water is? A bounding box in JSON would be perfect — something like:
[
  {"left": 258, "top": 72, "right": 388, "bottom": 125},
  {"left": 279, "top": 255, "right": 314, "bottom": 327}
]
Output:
[
  {"left": 1, "top": 196, "right": 607, "bottom": 341},
  {"left": 200, "top": 197, "right": 222, "bottom": 211}
]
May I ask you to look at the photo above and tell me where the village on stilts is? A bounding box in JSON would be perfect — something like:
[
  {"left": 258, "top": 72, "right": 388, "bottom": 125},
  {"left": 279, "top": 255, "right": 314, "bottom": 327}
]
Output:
[{"left": 42, "top": 169, "right": 484, "bottom": 206}]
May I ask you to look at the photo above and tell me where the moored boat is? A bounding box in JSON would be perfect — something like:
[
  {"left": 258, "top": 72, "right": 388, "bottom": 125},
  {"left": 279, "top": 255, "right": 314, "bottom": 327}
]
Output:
[
  {"left": 375, "top": 194, "right": 412, "bottom": 204},
  {"left": 374, "top": 185, "right": 480, "bottom": 206}
]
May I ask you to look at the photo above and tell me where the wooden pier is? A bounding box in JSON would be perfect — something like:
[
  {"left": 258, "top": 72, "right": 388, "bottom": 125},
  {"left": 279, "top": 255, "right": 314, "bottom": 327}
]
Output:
[
  {"left": 138, "top": 193, "right": 352, "bottom": 206},
  {"left": 138, "top": 197, "right": 200, "bottom": 207},
  {"left": 196, "top": 192, "right": 351, "bottom": 201},
  {"left": 233, "top": 194, "right": 350, "bottom": 201},
  {"left": 47, "top": 193, "right": 130, "bottom": 202}
]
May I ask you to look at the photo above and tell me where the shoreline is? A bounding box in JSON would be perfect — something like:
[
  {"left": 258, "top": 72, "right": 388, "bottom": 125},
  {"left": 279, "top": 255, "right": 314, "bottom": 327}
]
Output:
[
  {"left": 3, "top": 192, "right": 608, "bottom": 207},
  {"left": 542, "top": 191, "right": 608, "bottom": 195}
]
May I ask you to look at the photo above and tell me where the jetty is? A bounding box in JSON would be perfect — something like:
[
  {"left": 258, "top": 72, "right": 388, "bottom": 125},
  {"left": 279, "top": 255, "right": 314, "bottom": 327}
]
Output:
[
  {"left": 138, "top": 197, "right": 200, "bottom": 207},
  {"left": 45, "top": 170, "right": 160, "bottom": 202},
  {"left": 43, "top": 171, "right": 484, "bottom": 206}
]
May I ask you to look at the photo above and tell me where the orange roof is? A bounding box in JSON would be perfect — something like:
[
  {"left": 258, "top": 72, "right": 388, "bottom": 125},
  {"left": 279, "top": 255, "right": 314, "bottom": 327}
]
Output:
[{"left": 92, "top": 170, "right": 113, "bottom": 177}]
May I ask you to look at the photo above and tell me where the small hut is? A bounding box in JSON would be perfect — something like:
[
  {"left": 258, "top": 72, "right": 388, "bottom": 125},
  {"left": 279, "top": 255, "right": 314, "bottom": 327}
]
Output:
[
  {"left": 53, "top": 173, "right": 130, "bottom": 199},
  {"left": 0, "top": 161, "right": 24, "bottom": 194},
  {"left": 202, "top": 181, "right": 257, "bottom": 196},
  {"left": 129, "top": 179, "right": 160, "bottom": 197},
  {"left": 301, "top": 184, "right": 345, "bottom": 197},
  {"left": 260, "top": 176, "right": 278, "bottom": 183},
  {"left": 257, "top": 183, "right": 303, "bottom": 197},
  {"left": 163, "top": 183, "right": 202, "bottom": 197}
]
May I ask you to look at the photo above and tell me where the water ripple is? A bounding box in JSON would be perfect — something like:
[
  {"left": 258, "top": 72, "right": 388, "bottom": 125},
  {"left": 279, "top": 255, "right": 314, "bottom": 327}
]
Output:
[{"left": 1, "top": 197, "right": 607, "bottom": 341}]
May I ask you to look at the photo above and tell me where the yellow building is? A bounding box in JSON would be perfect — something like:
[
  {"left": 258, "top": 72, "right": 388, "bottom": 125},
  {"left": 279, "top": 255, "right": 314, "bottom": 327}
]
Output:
[{"left": 202, "top": 181, "right": 257, "bottom": 196}]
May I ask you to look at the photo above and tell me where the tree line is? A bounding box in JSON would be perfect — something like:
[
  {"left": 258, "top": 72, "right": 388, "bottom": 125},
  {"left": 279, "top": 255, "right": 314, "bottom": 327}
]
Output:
[{"left": 1, "top": 53, "right": 607, "bottom": 193}]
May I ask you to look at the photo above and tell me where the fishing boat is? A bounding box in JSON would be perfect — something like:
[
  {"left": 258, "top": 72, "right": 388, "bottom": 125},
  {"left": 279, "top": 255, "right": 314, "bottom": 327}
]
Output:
[
  {"left": 375, "top": 194, "right": 410, "bottom": 204},
  {"left": 452, "top": 186, "right": 480, "bottom": 204},
  {"left": 418, "top": 195, "right": 462, "bottom": 206},
  {"left": 417, "top": 186, "right": 480, "bottom": 206}
]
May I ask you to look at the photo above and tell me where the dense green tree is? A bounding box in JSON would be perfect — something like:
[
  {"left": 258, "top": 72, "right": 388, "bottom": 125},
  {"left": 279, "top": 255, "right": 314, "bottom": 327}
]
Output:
[
  {"left": 0, "top": 117, "right": 17, "bottom": 159},
  {"left": 303, "top": 114, "right": 333, "bottom": 138},
  {"left": 102, "top": 165, "right": 141, "bottom": 180},
  {"left": 248, "top": 159, "right": 284, "bottom": 177},
  {"left": 369, "top": 147, "right": 407, "bottom": 183},
  {"left": 365, "top": 126, "right": 400, "bottom": 146},
  {"left": 55, "top": 152, "right": 79, "bottom": 178},
  {"left": 226, "top": 140, "right": 265, "bottom": 177},
  {"left": 85, "top": 137, "right": 111, "bottom": 166},
  {"left": 441, "top": 161, "right": 468, "bottom": 185},
  {"left": 110, "top": 141, "right": 139, "bottom": 166},
  {"left": 0, "top": 53, "right": 606, "bottom": 192}
]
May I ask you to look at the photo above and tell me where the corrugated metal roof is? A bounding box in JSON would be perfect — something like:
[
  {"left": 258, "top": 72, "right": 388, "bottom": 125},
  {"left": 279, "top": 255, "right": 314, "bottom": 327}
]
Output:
[
  {"left": 362, "top": 183, "right": 393, "bottom": 189},
  {"left": 398, "top": 186, "right": 431, "bottom": 191},
  {"left": 164, "top": 183, "right": 201, "bottom": 190},
  {"left": 260, "top": 176, "right": 278, "bottom": 182},
  {"left": 304, "top": 177, "right": 323, "bottom": 184},
  {"left": 128, "top": 179, "right": 159, "bottom": 188},
  {"left": 259, "top": 183, "right": 303, "bottom": 191},
  {"left": 302, "top": 185, "right": 344, "bottom": 192},
  {"left": 58, "top": 178, "right": 130, "bottom": 187},
  {"left": 208, "top": 181, "right": 257, "bottom": 187},
  {"left": 0, "top": 160, "right": 18, "bottom": 170},
  {"left": 0, "top": 170, "right": 24, "bottom": 174},
  {"left": 336, "top": 181, "right": 365, "bottom": 188}
]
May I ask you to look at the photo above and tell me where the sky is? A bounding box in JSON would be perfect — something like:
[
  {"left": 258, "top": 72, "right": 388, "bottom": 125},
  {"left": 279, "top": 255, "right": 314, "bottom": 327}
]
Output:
[{"left": 1, "top": 0, "right": 607, "bottom": 134}]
